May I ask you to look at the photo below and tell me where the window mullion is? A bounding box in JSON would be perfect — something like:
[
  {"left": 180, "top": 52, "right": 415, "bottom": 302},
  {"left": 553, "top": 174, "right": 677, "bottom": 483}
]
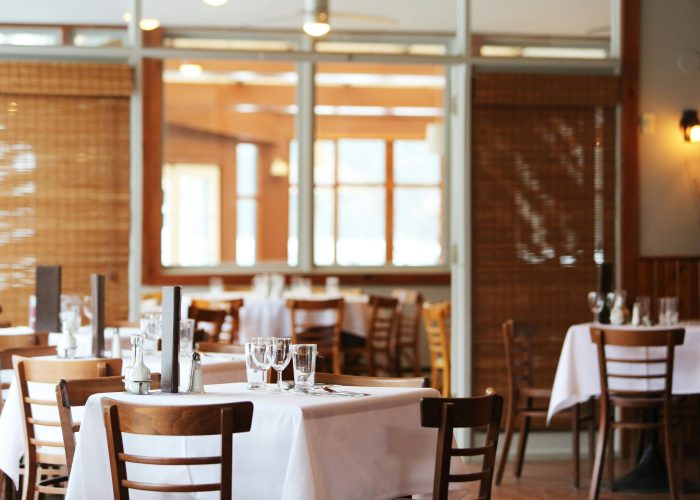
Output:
[
  {"left": 296, "top": 40, "right": 315, "bottom": 272},
  {"left": 386, "top": 140, "right": 394, "bottom": 265}
]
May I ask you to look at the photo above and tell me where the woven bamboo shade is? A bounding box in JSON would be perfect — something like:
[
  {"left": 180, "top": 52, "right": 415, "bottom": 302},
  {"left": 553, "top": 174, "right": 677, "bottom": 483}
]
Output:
[
  {"left": 472, "top": 73, "right": 618, "bottom": 415},
  {"left": 0, "top": 61, "right": 131, "bottom": 326}
]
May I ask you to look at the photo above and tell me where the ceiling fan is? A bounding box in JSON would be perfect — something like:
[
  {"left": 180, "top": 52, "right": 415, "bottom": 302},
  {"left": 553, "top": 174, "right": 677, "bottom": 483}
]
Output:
[{"left": 240, "top": 0, "right": 400, "bottom": 37}]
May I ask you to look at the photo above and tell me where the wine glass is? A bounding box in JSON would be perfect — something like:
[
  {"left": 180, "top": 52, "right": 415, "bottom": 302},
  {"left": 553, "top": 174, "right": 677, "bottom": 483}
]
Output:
[
  {"left": 267, "top": 337, "right": 292, "bottom": 393},
  {"left": 587, "top": 291, "right": 604, "bottom": 323},
  {"left": 250, "top": 338, "right": 272, "bottom": 387}
]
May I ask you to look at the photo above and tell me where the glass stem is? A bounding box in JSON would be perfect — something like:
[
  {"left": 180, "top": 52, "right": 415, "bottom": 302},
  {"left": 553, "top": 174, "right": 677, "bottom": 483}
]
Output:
[{"left": 277, "top": 369, "right": 283, "bottom": 391}]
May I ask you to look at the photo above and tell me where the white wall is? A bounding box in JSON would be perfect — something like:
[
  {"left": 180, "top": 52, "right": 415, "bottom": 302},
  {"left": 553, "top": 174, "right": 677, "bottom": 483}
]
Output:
[{"left": 639, "top": 0, "right": 700, "bottom": 256}]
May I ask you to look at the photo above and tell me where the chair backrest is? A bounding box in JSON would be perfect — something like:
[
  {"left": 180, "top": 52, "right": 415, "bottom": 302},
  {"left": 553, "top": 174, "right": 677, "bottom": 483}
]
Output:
[
  {"left": 315, "top": 372, "right": 427, "bottom": 388},
  {"left": 287, "top": 298, "right": 344, "bottom": 374},
  {"left": 422, "top": 302, "right": 450, "bottom": 361},
  {"left": 190, "top": 299, "right": 245, "bottom": 344},
  {"left": 56, "top": 373, "right": 161, "bottom": 474},
  {"left": 366, "top": 295, "right": 399, "bottom": 348},
  {"left": 501, "top": 319, "right": 540, "bottom": 398},
  {"left": 188, "top": 305, "right": 228, "bottom": 342},
  {"left": 101, "top": 398, "right": 254, "bottom": 500},
  {"left": 589, "top": 326, "right": 685, "bottom": 404},
  {"left": 0, "top": 344, "right": 57, "bottom": 412},
  {"left": 421, "top": 394, "right": 504, "bottom": 500},
  {"left": 392, "top": 289, "right": 424, "bottom": 343},
  {"left": 13, "top": 356, "right": 123, "bottom": 471},
  {"left": 195, "top": 342, "right": 244, "bottom": 355}
]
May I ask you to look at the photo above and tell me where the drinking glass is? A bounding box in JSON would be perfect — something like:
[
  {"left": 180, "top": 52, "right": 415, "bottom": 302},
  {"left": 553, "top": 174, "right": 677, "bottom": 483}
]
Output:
[
  {"left": 325, "top": 276, "right": 340, "bottom": 296},
  {"left": 587, "top": 291, "right": 604, "bottom": 323},
  {"left": 634, "top": 296, "right": 651, "bottom": 326},
  {"left": 292, "top": 344, "right": 317, "bottom": 392},
  {"left": 267, "top": 337, "right": 292, "bottom": 393},
  {"left": 245, "top": 339, "right": 267, "bottom": 390},
  {"left": 179, "top": 318, "right": 195, "bottom": 356},
  {"left": 659, "top": 297, "right": 679, "bottom": 325},
  {"left": 139, "top": 313, "right": 162, "bottom": 354},
  {"left": 250, "top": 337, "right": 272, "bottom": 388}
]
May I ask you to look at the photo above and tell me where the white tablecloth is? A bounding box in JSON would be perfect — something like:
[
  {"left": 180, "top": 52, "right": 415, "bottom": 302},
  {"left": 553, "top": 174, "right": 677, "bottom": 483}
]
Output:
[
  {"left": 0, "top": 325, "right": 136, "bottom": 356},
  {"left": 65, "top": 383, "right": 451, "bottom": 500},
  {"left": 182, "top": 291, "right": 372, "bottom": 344},
  {"left": 0, "top": 354, "right": 246, "bottom": 486},
  {"left": 547, "top": 322, "right": 700, "bottom": 422}
]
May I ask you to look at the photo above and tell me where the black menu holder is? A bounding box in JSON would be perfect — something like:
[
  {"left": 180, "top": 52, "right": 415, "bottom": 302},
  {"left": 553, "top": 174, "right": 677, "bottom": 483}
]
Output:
[
  {"left": 161, "top": 286, "right": 181, "bottom": 393},
  {"left": 91, "top": 274, "right": 105, "bottom": 358},
  {"left": 35, "top": 265, "right": 61, "bottom": 333},
  {"left": 597, "top": 262, "right": 613, "bottom": 324}
]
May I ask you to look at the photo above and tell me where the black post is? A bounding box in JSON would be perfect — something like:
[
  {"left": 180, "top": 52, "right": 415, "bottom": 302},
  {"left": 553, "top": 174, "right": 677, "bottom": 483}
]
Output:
[
  {"left": 91, "top": 274, "right": 105, "bottom": 358},
  {"left": 598, "top": 262, "right": 613, "bottom": 324},
  {"left": 35, "top": 265, "right": 61, "bottom": 333},
  {"left": 161, "top": 286, "right": 181, "bottom": 393}
]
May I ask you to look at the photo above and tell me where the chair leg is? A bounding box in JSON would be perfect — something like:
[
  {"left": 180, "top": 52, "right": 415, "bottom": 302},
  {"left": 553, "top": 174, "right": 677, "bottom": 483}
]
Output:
[
  {"left": 588, "top": 402, "right": 596, "bottom": 474},
  {"left": 412, "top": 342, "right": 421, "bottom": 377},
  {"left": 573, "top": 403, "right": 581, "bottom": 488},
  {"left": 588, "top": 416, "right": 609, "bottom": 500},
  {"left": 606, "top": 426, "right": 615, "bottom": 491},
  {"left": 663, "top": 411, "right": 680, "bottom": 500},
  {"left": 495, "top": 402, "right": 516, "bottom": 485},
  {"left": 514, "top": 414, "right": 530, "bottom": 478},
  {"left": 21, "top": 464, "right": 35, "bottom": 500}
]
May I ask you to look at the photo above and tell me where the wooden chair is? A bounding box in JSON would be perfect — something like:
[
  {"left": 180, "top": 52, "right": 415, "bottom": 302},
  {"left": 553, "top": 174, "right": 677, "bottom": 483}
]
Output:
[
  {"left": 188, "top": 305, "right": 228, "bottom": 344},
  {"left": 0, "top": 343, "right": 55, "bottom": 499},
  {"left": 101, "top": 399, "right": 254, "bottom": 500},
  {"left": 315, "top": 372, "right": 427, "bottom": 388},
  {"left": 56, "top": 373, "right": 161, "bottom": 475},
  {"left": 190, "top": 299, "right": 244, "bottom": 344},
  {"left": 495, "top": 320, "right": 594, "bottom": 487},
  {"left": 195, "top": 342, "right": 245, "bottom": 355},
  {"left": 287, "top": 298, "right": 344, "bottom": 375},
  {"left": 588, "top": 326, "right": 685, "bottom": 500},
  {"left": 13, "top": 356, "right": 122, "bottom": 499},
  {"left": 343, "top": 296, "right": 399, "bottom": 376},
  {"left": 421, "top": 394, "right": 504, "bottom": 500},
  {"left": 422, "top": 302, "right": 451, "bottom": 396},
  {"left": 392, "top": 289, "right": 424, "bottom": 377}
]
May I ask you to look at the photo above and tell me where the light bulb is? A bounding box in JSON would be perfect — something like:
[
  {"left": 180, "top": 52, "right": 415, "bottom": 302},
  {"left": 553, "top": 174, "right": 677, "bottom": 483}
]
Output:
[
  {"left": 203, "top": 0, "right": 229, "bottom": 5},
  {"left": 303, "top": 22, "right": 331, "bottom": 37},
  {"left": 690, "top": 125, "right": 700, "bottom": 143},
  {"left": 139, "top": 18, "right": 160, "bottom": 31}
]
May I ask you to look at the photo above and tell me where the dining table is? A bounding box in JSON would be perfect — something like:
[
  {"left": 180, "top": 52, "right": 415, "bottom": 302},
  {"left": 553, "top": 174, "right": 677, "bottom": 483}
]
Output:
[
  {"left": 548, "top": 322, "right": 700, "bottom": 492},
  {"left": 0, "top": 352, "right": 247, "bottom": 487},
  {"left": 182, "top": 291, "right": 373, "bottom": 343},
  {"left": 64, "top": 382, "right": 459, "bottom": 500}
]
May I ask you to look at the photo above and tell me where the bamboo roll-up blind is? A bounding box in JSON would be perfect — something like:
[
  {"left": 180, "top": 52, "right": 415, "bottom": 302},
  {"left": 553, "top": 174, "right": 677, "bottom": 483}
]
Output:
[
  {"left": 472, "top": 73, "right": 618, "bottom": 409},
  {"left": 0, "top": 62, "right": 131, "bottom": 326}
]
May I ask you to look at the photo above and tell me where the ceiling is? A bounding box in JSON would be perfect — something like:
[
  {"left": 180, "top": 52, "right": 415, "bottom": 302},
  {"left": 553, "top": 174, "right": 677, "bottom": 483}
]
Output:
[{"left": 3, "top": 0, "right": 611, "bottom": 37}]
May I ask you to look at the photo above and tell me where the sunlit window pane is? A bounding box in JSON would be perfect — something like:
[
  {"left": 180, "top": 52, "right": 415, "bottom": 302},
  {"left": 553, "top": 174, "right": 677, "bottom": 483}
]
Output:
[
  {"left": 161, "top": 164, "right": 220, "bottom": 267},
  {"left": 236, "top": 199, "right": 256, "bottom": 266},
  {"left": 289, "top": 140, "right": 299, "bottom": 186},
  {"left": 314, "top": 140, "right": 336, "bottom": 185},
  {"left": 288, "top": 186, "right": 298, "bottom": 266},
  {"left": 337, "top": 187, "right": 385, "bottom": 266},
  {"left": 337, "top": 139, "right": 385, "bottom": 184},
  {"left": 314, "top": 187, "right": 335, "bottom": 266},
  {"left": 394, "top": 140, "right": 441, "bottom": 184},
  {"left": 236, "top": 143, "right": 258, "bottom": 196},
  {"left": 393, "top": 188, "right": 441, "bottom": 266}
]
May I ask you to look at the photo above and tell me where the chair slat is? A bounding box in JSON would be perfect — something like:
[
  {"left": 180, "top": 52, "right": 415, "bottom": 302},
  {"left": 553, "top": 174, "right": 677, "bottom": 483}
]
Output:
[
  {"left": 121, "top": 480, "right": 221, "bottom": 493},
  {"left": 118, "top": 453, "right": 221, "bottom": 466}
]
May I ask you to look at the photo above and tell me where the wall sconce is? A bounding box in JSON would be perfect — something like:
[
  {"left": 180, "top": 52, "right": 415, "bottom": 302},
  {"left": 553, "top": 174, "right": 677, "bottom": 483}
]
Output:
[
  {"left": 680, "top": 109, "right": 700, "bottom": 143},
  {"left": 270, "top": 157, "right": 290, "bottom": 177}
]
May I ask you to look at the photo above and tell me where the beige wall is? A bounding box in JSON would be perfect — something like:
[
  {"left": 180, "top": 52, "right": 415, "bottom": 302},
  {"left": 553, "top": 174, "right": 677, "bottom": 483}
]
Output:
[{"left": 639, "top": 0, "right": 700, "bottom": 256}]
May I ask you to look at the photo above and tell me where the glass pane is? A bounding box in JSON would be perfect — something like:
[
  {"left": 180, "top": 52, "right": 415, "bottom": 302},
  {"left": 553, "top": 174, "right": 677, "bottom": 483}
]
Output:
[
  {"left": 289, "top": 139, "right": 298, "bottom": 186},
  {"left": 394, "top": 140, "right": 441, "bottom": 185},
  {"left": 337, "top": 139, "right": 385, "bottom": 184},
  {"left": 162, "top": 59, "right": 296, "bottom": 267},
  {"left": 0, "top": 28, "right": 60, "bottom": 46},
  {"left": 314, "top": 187, "right": 335, "bottom": 266},
  {"left": 72, "top": 28, "right": 127, "bottom": 47},
  {"left": 236, "top": 199, "right": 256, "bottom": 267},
  {"left": 288, "top": 186, "right": 298, "bottom": 266},
  {"left": 337, "top": 187, "right": 385, "bottom": 266},
  {"left": 393, "top": 188, "right": 442, "bottom": 266},
  {"left": 314, "top": 140, "right": 335, "bottom": 186},
  {"left": 236, "top": 143, "right": 258, "bottom": 196},
  {"left": 161, "top": 164, "right": 221, "bottom": 267}
]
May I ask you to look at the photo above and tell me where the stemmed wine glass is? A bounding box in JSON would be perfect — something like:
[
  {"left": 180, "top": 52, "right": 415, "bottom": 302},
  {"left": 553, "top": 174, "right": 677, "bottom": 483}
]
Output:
[
  {"left": 267, "top": 337, "right": 292, "bottom": 393},
  {"left": 587, "top": 291, "right": 604, "bottom": 323}
]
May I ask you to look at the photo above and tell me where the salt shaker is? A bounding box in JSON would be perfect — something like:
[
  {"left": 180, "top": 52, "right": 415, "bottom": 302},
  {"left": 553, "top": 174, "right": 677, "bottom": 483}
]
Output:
[
  {"left": 111, "top": 327, "right": 122, "bottom": 358},
  {"left": 186, "top": 352, "right": 205, "bottom": 394},
  {"left": 124, "top": 334, "right": 152, "bottom": 395}
]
